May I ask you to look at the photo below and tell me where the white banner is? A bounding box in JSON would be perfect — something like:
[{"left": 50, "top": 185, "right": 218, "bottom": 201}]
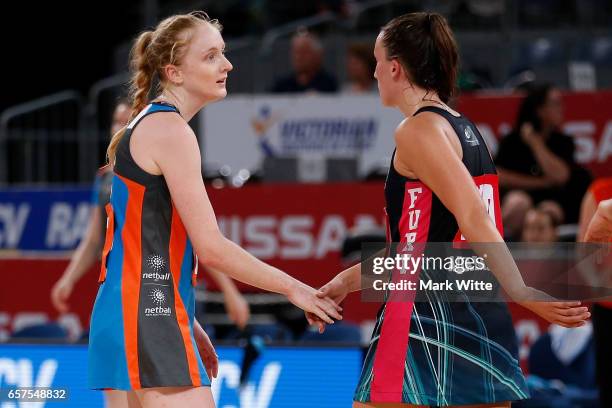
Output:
[{"left": 200, "top": 94, "right": 404, "bottom": 175}]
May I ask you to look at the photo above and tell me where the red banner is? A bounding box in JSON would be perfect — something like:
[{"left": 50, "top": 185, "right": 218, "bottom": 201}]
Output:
[
  {"left": 0, "top": 182, "right": 567, "bottom": 369},
  {"left": 458, "top": 90, "right": 612, "bottom": 177},
  {"left": 0, "top": 259, "right": 99, "bottom": 341}
]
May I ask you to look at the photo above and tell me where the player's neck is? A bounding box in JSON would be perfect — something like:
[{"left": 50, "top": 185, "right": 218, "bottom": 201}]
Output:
[
  {"left": 157, "top": 89, "right": 201, "bottom": 122},
  {"left": 397, "top": 88, "right": 446, "bottom": 117}
]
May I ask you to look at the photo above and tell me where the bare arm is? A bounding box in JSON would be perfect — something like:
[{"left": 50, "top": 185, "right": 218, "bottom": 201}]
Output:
[
  {"left": 584, "top": 199, "right": 612, "bottom": 242},
  {"left": 392, "top": 114, "right": 589, "bottom": 327},
  {"left": 309, "top": 114, "right": 589, "bottom": 330},
  {"left": 149, "top": 114, "right": 340, "bottom": 323},
  {"left": 330, "top": 262, "right": 362, "bottom": 293},
  {"left": 395, "top": 114, "right": 529, "bottom": 297},
  {"left": 576, "top": 193, "right": 610, "bottom": 289},
  {"left": 578, "top": 190, "right": 597, "bottom": 242},
  {"left": 65, "top": 209, "right": 104, "bottom": 281},
  {"left": 51, "top": 207, "right": 103, "bottom": 312}
]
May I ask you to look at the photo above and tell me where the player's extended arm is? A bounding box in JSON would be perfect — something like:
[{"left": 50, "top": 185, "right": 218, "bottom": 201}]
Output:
[
  {"left": 584, "top": 199, "right": 612, "bottom": 243},
  {"left": 150, "top": 114, "right": 341, "bottom": 324},
  {"left": 578, "top": 190, "right": 597, "bottom": 242},
  {"left": 393, "top": 113, "right": 589, "bottom": 327},
  {"left": 51, "top": 206, "right": 104, "bottom": 312}
]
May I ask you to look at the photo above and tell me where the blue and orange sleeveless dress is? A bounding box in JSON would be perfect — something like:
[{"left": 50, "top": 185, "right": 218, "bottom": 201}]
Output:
[
  {"left": 88, "top": 101, "right": 210, "bottom": 390},
  {"left": 354, "top": 106, "right": 529, "bottom": 405}
]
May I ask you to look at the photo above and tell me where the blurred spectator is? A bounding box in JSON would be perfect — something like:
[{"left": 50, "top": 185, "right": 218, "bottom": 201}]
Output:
[
  {"left": 521, "top": 206, "right": 559, "bottom": 243},
  {"left": 501, "top": 190, "right": 533, "bottom": 241},
  {"left": 270, "top": 30, "right": 338, "bottom": 93},
  {"left": 264, "top": 0, "right": 347, "bottom": 27},
  {"left": 317, "top": 0, "right": 348, "bottom": 17},
  {"left": 537, "top": 199, "right": 565, "bottom": 227},
  {"left": 450, "top": 0, "right": 505, "bottom": 29},
  {"left": 520, "top": 323, "right": 598, "bottom": 408},
  {"left": 496, "top": 83, "right": 591, "bottom": 237},
  {"left": 342, "top": 43, "right": 376, "bottom": 94},
  {"left": 263, "top": 0, "right": 318, "bottom": 26}
]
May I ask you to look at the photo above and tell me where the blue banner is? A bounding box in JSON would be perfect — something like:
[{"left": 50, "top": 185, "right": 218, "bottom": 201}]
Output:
[
  {"left": 0, "top": 344, "right": 362, "bottom": 407},
  {"left": 0, "top": 188, "right": 92, "bottom": 251}
]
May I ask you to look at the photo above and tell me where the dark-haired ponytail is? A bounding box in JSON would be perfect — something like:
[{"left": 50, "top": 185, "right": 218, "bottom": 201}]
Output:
[
  {"left": 427, "top": 13, "right": 458, "bottom": 103},
  {"left": 381, "top": 12, "right": 459, "bottom": 103}
]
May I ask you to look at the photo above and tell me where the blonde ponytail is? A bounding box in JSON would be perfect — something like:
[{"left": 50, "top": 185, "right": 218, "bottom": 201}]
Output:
[{"left": 107, "top": 31, "right": 155, "bottom": 164}]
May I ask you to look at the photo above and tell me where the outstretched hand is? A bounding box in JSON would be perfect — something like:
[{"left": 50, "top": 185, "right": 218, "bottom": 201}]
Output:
[
  {"left": 287, "top": 282, "right": 343, "bottom": 325},
  {"left": 518, "top": 287, "right": 590, "bottom": 328},
  {"left": 51, "top": 276, "right": 74, "bottom": 313},
  {"left": 194, "top": 321, "right": 219, "bottom": 380},
  {"left": 305, "top": 276, "right": 349, "bottom": 333}
]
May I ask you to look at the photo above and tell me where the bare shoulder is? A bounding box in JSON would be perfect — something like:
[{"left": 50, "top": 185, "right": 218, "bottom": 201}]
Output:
[
  {"left": 136, "top": 111, "right": 196, "bottom": 147},
  {"left": 396, "top": 111, "right": 462, "bottom": 161},
  {"left": 394, "top": 112, "right": 446, "bottom": 150},
  {"left": 130, "top": 111, "right": 199, "bottom": 175}
]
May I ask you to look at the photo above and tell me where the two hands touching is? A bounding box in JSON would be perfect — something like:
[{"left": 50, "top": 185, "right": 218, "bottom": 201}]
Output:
[{"left": 305, "top": 275, "right": 349, "bottom": 334}]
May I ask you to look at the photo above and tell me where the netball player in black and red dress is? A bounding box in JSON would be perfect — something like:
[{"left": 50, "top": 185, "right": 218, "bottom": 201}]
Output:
[{"left": 308, "top": 13, "right": 591, "bottom": 408}]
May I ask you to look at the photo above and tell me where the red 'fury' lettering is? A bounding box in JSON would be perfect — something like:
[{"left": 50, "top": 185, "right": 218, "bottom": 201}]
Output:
[{"left": 455, "top": 174, "right": 503, "bottom": 242}]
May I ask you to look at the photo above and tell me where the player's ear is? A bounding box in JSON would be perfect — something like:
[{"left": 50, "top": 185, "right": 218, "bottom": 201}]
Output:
[
  {"left": 390, "top": 59, "right": 402, "bottom": 80},
  {"left": 163, "top": 64, "right": 183, "bottom": 85}
]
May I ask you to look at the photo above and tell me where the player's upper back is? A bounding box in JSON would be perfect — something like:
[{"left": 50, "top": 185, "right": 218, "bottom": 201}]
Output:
[
  {"left": 114, "top": 101, "right": 184, "bottom": 186},
  {"left": 385, "top": 105, "right": 501, "bottom": 243}
]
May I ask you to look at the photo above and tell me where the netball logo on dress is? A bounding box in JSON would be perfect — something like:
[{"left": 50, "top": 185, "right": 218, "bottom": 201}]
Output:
[
  {"left": 462, "top": 125, "right": 479, "bottom": 147},
  {"left": 146, "top": 254, "right": 166, "bottom": 272},
  {"left": 150, "top": 288, "right": 166, "bottom": 305},
  {"left": 143, "top": 254, "right": 171, "bottom": 282},
  {"left": 144, "top": 288, "right": 172, "bottom": 317}
]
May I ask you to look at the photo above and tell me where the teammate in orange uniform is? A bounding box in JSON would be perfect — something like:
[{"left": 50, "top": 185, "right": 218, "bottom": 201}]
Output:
[
  {"left": 88, "top": 11, "right": 341, "bottom": 408},
  {"left": 51, "top": 101, "right": 130, "bottom": 314},
  {"left": 578, "top": 177, "right": 612, "bottom": 407},
  {"left": 308, "top": 12, "right": 590, "bottom": 408}
]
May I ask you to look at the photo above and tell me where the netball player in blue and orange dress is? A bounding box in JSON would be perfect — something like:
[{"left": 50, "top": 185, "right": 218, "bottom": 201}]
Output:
[
  {"left": 88, "top": 11, "right": 342, "bottom": 408},
  {"left": 307, "top": 13, "right": 591, "bottom": 408}
]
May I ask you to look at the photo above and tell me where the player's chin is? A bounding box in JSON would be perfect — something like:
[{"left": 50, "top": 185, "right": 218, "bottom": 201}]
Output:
[
  {"left": 207, "top": 88, "right": 228, "bottom": 102},
  {"left": 214, "top": 87, "right": 228, "bottom": 99}
]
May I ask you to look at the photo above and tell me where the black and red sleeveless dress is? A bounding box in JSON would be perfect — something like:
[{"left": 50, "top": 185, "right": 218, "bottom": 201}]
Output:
[{"left": 354, "top": 106, "right": 529, "bottom": 405}]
